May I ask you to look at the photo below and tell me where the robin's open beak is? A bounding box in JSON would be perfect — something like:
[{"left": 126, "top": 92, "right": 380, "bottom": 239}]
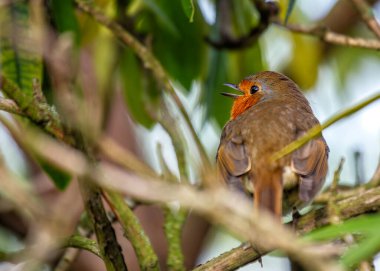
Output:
[{"left": 221, "top": 83, "right": 244, "bottom": 98}]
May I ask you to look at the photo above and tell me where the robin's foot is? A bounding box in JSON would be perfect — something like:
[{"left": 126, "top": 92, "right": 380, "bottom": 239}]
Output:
[{"left": 242, "top": 242, "right": 263, "bottom": 267}]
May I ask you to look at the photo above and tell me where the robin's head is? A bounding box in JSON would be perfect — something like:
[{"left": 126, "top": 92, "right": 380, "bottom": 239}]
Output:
[{"left": 222, "top": 71, "right": 299, "bottom": 120}]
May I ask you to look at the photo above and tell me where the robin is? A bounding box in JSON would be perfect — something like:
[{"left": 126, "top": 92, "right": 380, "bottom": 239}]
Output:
[{"left": 217, "top": 71, "right": 329, "bottom": 219}]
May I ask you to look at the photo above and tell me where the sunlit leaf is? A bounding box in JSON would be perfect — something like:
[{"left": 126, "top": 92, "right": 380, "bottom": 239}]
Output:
[{"left": 181, "top": 0, "right": 195, "bottom": 22}]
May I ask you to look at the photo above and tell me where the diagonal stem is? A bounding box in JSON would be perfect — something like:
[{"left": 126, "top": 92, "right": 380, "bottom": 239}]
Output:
[{"left": 272, "top": 91, "right": 380, "bottom": 161}]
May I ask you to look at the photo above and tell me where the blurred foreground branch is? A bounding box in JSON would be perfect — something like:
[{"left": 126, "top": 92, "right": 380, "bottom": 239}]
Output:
[
  {"left": 194, "top": 183, "right": 380, "bottom": 271},
  {"left": 0, "top": 75, "right": 67, "bottom": 142},
  {"left": 0, "top": 97, "right": 24, "bottom": 116},
  {"left": 0, "top": 120, "right": 346, "bottom": 271},
  {"left": 0, "top": 71, "right": 127, "bottom": 270}
]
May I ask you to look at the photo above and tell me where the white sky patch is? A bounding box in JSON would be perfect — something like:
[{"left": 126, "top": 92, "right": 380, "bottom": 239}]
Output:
[{"left": 298, "top": 0, "right": 338, "bottom": 21}]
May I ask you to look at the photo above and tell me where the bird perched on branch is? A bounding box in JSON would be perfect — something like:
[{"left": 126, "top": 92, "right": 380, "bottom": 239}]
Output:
[{"left": 217, "top": 71, "right": 329, "bottom": 219}]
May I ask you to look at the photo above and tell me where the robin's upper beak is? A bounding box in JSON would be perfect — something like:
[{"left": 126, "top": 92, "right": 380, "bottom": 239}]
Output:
[{"left": 221, "top": 83, "right": 244, "bottom": 99}]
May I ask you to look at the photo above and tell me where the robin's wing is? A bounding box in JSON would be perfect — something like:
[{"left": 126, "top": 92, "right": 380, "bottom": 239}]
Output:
[
  {"left": 217, "top": 135, "right": 251, "bottom": 189},
  {"left": 291, "top": 135, "right": 329, "bottom": 202}
]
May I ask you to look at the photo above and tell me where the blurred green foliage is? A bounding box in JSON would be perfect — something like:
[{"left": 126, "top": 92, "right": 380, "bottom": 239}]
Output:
[{"left": 305, "top": 214, "right": 380, "bottom": 268}]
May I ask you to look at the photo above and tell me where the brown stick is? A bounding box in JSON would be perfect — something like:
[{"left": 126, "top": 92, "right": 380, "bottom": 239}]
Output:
[
  {"left": 350, "top": 0, "right": 380, "bottom": 39},
  {"left": 277, "top": 22, "right": 380, "bottom": 50}
]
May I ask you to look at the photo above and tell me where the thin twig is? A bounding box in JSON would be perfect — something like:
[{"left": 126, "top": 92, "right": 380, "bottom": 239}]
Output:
[
  {"left": 367, "top": 158, "right": 380, "bottom": 187},
  {"left": 157, "top": 143, "right": 187, "bottom": 270},
  {"left": 104, "top": 191, "right": 159, "bottom": 270},
  {"left": 272, "top": 91, "right": 380, "bottom": 161},
  {"left": 205, "top": 1, "right": 279, "bottom": 49},
  {"left": 99, "top": 136, "right": 157, "bottom": 178},
  {"left": 327, "top": 158, "right": 345, "bottom": 225},
  {"left": 0, "top": 75, "right": 68, "bottom": 142},
  {"left": 0, "top": 97, "right": 24, "bottom": 116},
  {"left": 54, "top": 248, "right": 80, "bottom": 271},
  {"left": 63, "top": 235, "right": 102, "bottom": 258},
  {"left": 350, "top": 0, "right": 380, "bottom": 39},
  {"left": 159, "top": 102, "right": 189, "bottom": 181},
  {"left": 330, "top": 158, "right": 345, "bottom": 193},
  {"left": 277, "top": 22, "right": 380, "bottom": 50}
]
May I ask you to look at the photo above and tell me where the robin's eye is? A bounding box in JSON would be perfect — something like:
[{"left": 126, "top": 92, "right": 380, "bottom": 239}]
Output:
[{"left": 250, "top": 85, "right": 260, "bottom": 94}]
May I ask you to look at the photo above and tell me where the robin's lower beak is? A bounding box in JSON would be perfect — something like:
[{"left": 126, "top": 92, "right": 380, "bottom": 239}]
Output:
[{"left": 221, "top": 83, "right": 244, "bottom": 98}]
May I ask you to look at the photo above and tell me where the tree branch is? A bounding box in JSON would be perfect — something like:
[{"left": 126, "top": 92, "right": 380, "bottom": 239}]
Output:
[
  {"left": 8, "top": 125, "right": 345, "bottom": 271},
  {"left": 277, "top": 22, "right": 380, "bottom": 50},
  {"left": 194, "top": 184, "right": 380, "bottom": 271},
  {"left": 157, "top": 143, "right": 187, "bottom": 270},
  {"left": 0, "top": 75, "right": 69, "bottom": 143},
  {"left": 205, "top": 1, "right": 279, "bottom": 49},
  {"left": 0, "top": 97, "right": 24, "bottom": 116},
  {"left": 0, "top": 74, "right": 128, "bottom": 271},
  {"left": 103, "top": 191, "right": 159, "bottom": 271},
  {"left": 64, "top": 235, "right": 102, "bottom": 258},
  {"left": 350, "top": 0, "right": 380, "bottom": 39}
]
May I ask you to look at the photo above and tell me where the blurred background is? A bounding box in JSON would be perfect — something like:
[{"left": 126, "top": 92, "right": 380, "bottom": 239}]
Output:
[{"left": 0, "top": 0, "right": 380, "bottom": 270}]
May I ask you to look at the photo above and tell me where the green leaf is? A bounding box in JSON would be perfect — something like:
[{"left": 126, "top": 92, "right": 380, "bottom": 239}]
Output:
[
  {"left": 304, "top": 215, "right": 380, "bottom": 268},
  {"left": 148, "top": 0, "right": 206, "bottom": 90},
  {"left": 119, "top": 49, "right": 158, "bottom": 128},
  {"left": 285, "top": 0, "right": 297, "bottom": 24},
  {"left": 342, "top": 233, "right": 380, "bottom": 268},
  {"left": 50, "top": 0, "right": 80, "bottom": 43},
  {"left": 37, "top": 156, "right": 72, "bottom": 190},
  {"left": 304, "top": 215, "right": 380, "bottom": 241},
  {"left": 0, "top": 1, "right": 42, "bottom": 96},
  {"left": 142, "top": 0, "right": 179, "bottom": 36},
  {"left": 181, "top": 0, "right": 195, "bottom": 22}
]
